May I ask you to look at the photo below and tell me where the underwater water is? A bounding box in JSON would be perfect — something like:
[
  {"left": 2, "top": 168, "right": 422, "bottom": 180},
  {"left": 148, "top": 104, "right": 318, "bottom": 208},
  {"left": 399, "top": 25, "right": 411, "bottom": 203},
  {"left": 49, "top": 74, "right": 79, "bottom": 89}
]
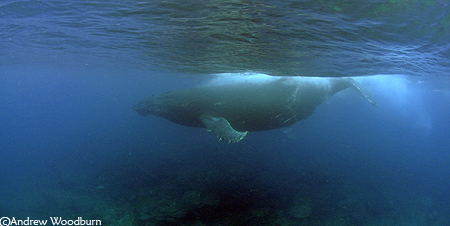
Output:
[{"left": 1, "top": 1, "right": 450, "bottom": 225}]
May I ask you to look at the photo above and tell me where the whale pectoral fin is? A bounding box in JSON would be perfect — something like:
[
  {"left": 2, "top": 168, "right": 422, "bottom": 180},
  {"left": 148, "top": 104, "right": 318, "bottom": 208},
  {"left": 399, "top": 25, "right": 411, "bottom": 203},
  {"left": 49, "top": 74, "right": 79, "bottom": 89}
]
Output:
[
  {"left": 347, "top": 78, "right": 378, "bottom": 107},
  {"left": 200, "top": 113, "right": 248, "bottom": 143}
]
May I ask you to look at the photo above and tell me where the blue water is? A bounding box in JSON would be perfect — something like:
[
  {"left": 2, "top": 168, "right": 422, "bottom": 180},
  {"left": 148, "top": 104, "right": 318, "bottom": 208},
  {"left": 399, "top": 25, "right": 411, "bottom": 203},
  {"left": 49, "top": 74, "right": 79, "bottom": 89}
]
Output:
[{"left": 1, "top": 1, "right": 450, "bottom": 225}]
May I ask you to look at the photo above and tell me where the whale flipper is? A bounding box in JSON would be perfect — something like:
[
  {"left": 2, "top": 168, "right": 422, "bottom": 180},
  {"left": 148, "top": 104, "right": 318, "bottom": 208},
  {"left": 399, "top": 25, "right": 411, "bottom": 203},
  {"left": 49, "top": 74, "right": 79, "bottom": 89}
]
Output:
[
  {"left": 200, "top": 113, "right": 248, "bottom": 143},
  {"left": 347, "top": 78, "right": 377, "bottom": 107}
]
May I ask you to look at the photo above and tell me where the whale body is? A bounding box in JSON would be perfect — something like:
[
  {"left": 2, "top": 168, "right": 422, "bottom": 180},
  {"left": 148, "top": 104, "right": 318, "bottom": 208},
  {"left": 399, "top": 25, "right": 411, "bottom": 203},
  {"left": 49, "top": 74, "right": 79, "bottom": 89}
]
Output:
[{"left": 134, "top": 77, "right": 376, "bottom": 143}]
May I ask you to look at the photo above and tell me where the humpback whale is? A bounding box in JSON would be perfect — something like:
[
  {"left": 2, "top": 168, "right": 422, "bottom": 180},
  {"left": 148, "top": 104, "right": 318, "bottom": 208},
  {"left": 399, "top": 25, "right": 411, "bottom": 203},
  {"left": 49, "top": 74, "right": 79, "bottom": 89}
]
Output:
[{"left": 134, "top": 76, "right": 376, "bottom": 143}]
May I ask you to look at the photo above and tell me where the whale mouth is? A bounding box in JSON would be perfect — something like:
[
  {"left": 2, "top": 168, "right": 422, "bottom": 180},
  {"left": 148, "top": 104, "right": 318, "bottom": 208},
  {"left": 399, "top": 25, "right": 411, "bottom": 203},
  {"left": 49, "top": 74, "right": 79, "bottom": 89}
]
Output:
[
  {"left": 133, "top": 95, "right": 181, "bottom": 117},
  {"left": 133, "top": 101, "right": 153, "bottom": 117},
  {"left": 154, "top": 97, "right": 178, "bottom": 108},
  {"left": 149, "top": 97, "right": 180, "bottom": 116}
]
